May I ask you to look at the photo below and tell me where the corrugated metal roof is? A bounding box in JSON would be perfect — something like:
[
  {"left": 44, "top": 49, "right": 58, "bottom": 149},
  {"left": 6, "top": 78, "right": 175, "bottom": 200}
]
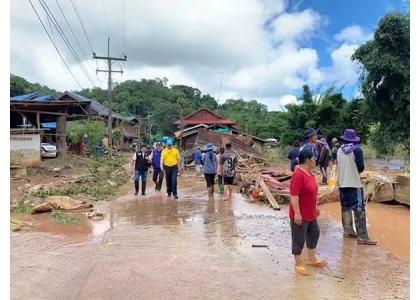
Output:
[
  {"left": 193, "top": 129, "right": 265, "bottom": 160},
  {"left": 10, "top": 92, "right": 41, "bottom": 101},
  {"left": 63, "top": 91, "right": 123, "bottom": 120},
  {"left": 33, "top": 94, "right": 59, "bottom": 102}
]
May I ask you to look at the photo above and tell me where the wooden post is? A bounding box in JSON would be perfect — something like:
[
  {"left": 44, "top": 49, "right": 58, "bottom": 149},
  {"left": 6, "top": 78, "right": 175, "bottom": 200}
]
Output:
[
  {"left": 56, "top": 115, "right": 67, "bottom": 157},
  {"left": 36, "top": 112, "right": 40, "bottom": 129}
]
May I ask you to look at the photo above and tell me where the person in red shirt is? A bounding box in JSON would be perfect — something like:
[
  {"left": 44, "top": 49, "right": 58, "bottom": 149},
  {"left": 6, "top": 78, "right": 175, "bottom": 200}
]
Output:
[{"left": 289, "top": 150, "right": 328, "bottom": 276}]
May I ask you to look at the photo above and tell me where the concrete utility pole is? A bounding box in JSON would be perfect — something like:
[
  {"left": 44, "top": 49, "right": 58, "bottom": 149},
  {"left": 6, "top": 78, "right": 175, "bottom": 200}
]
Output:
[{"left": 93, "top": 38, "right": 127, "bottom": 157}]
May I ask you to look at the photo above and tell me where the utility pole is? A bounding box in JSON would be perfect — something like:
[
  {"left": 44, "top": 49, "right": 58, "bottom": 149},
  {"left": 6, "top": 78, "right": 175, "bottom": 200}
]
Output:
[{"left": 93, "top": 38, "right": 127, "bottom": 157}]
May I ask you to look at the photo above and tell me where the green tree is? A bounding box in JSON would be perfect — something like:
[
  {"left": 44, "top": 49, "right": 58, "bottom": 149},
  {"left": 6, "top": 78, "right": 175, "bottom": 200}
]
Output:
[
  {"left": 352, "top": 13, "right": 410, "bottom": 154},
  {"left": 67, "top": 118, "right": 105, "bottom": 154}
]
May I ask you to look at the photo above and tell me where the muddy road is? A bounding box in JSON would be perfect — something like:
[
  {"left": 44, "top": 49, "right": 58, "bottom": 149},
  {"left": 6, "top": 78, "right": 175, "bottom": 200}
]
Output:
[{"left": 11, "top": 176, "right": 409, "bottom": 300}]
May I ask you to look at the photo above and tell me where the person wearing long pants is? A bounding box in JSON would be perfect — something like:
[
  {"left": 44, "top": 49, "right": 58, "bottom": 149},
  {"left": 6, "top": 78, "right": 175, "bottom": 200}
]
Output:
[
  {"left": 216, "top": 147, "right": 225, "bottom": 194},
  {"left": 203, "top": 143, "right": 217, "bottom": 197},
  {"left": 150, "top": 143, "right": 164, "bottom": 191},
  {"left": 317, "top": 138, "right": 330, "bottom": 185},
  {"left": 160, "top": 139, "right": 181, "bottom": 199},
  {"left": 337, "top": 129, "right": 377, "bottom": 245},
  {"left": 164, "top": 165, "right": 178, "bottom": 198},
  {"left": 130, "top": 144, "right": 151, "bottom": 196}
]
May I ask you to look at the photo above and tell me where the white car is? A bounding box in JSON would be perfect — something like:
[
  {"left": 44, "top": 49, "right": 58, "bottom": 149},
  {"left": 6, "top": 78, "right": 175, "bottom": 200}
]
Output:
[{"left": 41, "top": 143, "right": 57, "bottom": 158}]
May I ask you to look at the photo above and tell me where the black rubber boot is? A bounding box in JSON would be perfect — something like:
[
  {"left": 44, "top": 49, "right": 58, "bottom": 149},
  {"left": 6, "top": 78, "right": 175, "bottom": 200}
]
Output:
[
  {"left": 153, "top": 180, "right": 157, "bottom": 191},
  {"left": 134, "top": 180, "right": 139, "bottom": 196},
  {"left": 158, "top": 179, "right": 163, "bottom": 192},
  {"left": 354, "top": 211, "right": 377, "bottom": 245},
  {"left": 341, "top": 207, "right": 357, "bottom": 238},
  {"left": 141, "top": 181, "right": 146, "bottom": 196}
]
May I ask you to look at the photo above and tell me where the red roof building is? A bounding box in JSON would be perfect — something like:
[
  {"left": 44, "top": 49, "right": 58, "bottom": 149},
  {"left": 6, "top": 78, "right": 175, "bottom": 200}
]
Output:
[{"left": 174, "top": 107, "right": 236, "bottom": 127}]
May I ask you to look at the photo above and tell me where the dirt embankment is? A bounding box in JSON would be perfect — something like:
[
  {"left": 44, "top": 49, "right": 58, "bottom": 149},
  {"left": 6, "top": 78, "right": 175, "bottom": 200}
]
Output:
[{"left": 10, "top": 154, "right": 130, "bottom": 227}]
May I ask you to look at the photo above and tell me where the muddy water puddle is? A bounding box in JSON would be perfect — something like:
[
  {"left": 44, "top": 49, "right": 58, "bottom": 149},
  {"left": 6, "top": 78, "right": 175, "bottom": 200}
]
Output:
[
  {"left": 318, "top": 202, "right": 410, "bottom": 261},
  {"left": 10, "top": 177, "right": 410, "bottom": 299}
]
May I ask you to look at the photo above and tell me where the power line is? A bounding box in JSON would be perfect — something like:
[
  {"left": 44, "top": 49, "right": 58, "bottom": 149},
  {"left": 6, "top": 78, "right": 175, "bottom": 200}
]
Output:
[
  {"left": 28, "top": 0, "right": 83, "bottom": 89},
  {"left": 46, "top": 9, "right": 57, "bottom": 46},
  {"left": 54, "top": 0, "right": 102, "bottom": 87},
  {"left": 70, "top": 0, "right": 95, "bottom": 54},
  {"left": 39, "top": 0, "right": 97, "bottom": 88}
]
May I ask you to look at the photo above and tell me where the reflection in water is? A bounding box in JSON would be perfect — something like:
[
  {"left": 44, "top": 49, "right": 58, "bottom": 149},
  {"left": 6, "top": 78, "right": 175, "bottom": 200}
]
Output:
[{"left": 319, "top": 202, "right": 410, "bottom": 261}]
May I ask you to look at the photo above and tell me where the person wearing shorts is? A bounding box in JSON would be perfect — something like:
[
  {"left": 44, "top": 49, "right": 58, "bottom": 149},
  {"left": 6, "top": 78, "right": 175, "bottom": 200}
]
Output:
[
  {"left": 220, "top": 143, "right": 238, "bottom": 201},
  {"left": 289, "top": 150, "right": 327, "bottom": 276}
]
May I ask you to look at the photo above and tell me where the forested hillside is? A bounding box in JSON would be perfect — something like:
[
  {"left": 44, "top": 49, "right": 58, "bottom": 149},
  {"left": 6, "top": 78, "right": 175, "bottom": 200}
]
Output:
[{"left": 10, "top": 12, "right": 409, "bottom": 156}]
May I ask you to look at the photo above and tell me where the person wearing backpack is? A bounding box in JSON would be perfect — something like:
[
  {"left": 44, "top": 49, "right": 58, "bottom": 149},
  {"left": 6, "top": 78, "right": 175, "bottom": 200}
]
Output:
[
  {"left": 220, "top": 143, "right": 238, "bottom": 201},
  {"left": 202, "top": 143, "right": 217, "bottom": 197}
]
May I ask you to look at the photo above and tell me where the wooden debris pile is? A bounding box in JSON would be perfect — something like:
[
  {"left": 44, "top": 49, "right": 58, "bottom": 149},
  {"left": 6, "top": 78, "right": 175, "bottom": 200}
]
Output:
[{"left": 236, "top": 167, "right": 293, "bottom": 210}]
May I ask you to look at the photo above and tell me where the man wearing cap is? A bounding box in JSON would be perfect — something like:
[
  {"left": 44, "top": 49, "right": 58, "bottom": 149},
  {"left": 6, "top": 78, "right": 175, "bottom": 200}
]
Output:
[
  {"left": 130, "top": 144, "right": 152, "bottom": 196},
  {"left": 330, "top": 138, "right": 340, "bottom": 162},
  {"left": 150, "top": 143, "right": 164, "bottom": 191},
  {"left": 299, "top": 128, "right": 320, "bottom": 174},
  {"left": 337, "top": 129, "right": 377, "bottom": 245},
  {"left": 160, "top": 139, "right": 181, "bottom": 199}
]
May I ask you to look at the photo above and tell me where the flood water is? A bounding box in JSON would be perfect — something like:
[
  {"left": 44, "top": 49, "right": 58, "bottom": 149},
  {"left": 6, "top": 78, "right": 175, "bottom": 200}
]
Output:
[
  {"left": 10, "top": 177, "right": 410, "bottom": 300},
  {"left": 319, "top": 202, "right": 410, "bottom": 262}
]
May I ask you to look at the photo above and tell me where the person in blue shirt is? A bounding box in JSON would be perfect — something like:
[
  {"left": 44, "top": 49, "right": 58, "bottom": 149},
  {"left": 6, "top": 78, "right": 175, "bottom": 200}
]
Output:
[
  {"left": 287, "top": 140, "right": 300, "bottom": 172},
  {"left": 299, "top": 128, "right": 320, "bottom": 174},
  {"left": 150, "top": 143, "right": 164, "bottom": 191},
  {"left": 202, "top": 143, "right": 217, "bottom": 197},
  {"left": 192, "top": 146, "right": 202, "bottom": 177}
]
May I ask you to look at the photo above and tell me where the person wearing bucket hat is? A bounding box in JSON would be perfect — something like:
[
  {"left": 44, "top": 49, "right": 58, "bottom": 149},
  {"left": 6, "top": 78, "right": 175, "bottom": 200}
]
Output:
[
  {"left": 337, "top": 129, "right": 377, "bottom": 245},
  {"left": 298, "top": 128, "right": 320, "bottom": 174},
  {"left": 202, "top": 143, "right": 217, "bottom": 197},
  {"left": 316, "top": 138, "right": 330, "bottom": 185}
]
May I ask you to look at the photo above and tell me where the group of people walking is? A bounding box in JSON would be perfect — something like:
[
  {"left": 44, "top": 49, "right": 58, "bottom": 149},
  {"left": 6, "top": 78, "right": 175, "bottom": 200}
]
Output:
[
  {"left": 201, "top": 143, "right": 238, "bottom": 201},
  {"left": 130, "top": 139, "right": 181, "bottom": 199},
  {"left": 288, "top": 128, "right": 377, "bottom": 276}
]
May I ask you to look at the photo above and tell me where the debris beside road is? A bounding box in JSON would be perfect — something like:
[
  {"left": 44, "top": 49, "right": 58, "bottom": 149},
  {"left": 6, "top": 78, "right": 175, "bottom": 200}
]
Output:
[{"left": 236, "top": 166, "right": 292, "bottom": 209}]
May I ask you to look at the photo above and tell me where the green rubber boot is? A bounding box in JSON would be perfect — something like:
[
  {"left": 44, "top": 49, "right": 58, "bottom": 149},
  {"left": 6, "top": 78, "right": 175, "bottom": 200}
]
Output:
[{"left": 219, "top": 184, "right": 224, "bottom": 195}]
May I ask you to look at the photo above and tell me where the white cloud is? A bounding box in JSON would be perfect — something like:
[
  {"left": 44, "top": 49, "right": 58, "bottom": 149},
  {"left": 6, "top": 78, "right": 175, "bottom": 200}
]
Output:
[
  {"left": 9, "top": 1, "right": 369, "bottom": 111},
  {"left": 279, "top": 94, "right": 298, "bottom": 107},
  {"left": 334, "top": 25, "right": 373, "bottom": 44},
  {"left": 270, "top": 9, "right": 323, "bottom": 41}
]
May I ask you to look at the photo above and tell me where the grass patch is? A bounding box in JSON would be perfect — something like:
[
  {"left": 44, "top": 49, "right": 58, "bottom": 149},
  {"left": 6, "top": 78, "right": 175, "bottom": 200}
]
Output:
[
  {"left": 10, "top": 203, "right": 32, "bottom": 214},
  {"left": 50, "top": 211, "right": 81, "bottom": 224},
  {"left": 30, "top": 158, "right": 128, "bottom": 201}
]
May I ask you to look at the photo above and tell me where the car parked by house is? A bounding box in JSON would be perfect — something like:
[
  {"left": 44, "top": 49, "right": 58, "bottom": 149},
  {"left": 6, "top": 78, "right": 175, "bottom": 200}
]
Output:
[{"left": 41, "top": 143, "right": 57, "bottom": 158}]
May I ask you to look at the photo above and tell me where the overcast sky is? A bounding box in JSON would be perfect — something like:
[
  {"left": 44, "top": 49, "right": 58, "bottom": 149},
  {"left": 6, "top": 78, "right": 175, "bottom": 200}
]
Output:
[{"left": 11, "top": 0, "right": 392, "bottom": 111}]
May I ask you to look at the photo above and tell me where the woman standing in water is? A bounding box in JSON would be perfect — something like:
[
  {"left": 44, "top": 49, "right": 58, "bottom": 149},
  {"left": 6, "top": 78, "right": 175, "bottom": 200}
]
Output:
[
  {"left": 202, "top": 143, "right": 217, "bottom": 197},
  {"left": 289, "top": 150, "right": 327, "bottom": 276},
  {"left": 216, "top": 146, "right": 225, "bottom": 195}
]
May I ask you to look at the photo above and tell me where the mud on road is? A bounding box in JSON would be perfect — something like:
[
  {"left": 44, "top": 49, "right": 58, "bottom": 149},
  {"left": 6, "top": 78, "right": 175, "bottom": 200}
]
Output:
[{"left": 11, "top": 176, "right": 409, "bottom": 300}]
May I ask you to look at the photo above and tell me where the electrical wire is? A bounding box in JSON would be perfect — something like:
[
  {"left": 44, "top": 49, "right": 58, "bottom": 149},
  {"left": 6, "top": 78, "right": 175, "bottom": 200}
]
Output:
[
  {"left": 28, "top": 0, "right": 83, "bottom": 90},
  {"left": 46, "top": 9, "right": 57, "bottom": 46},
  {"left": 70, "top": 0, "right": 94, "bottom": 54},
  {"left": 39, "top": 0, "right": 97, "bottom": 88}
]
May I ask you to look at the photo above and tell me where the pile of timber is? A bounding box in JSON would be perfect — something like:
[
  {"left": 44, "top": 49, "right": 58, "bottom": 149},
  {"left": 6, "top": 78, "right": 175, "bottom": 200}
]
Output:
[{"left": 236, "top": 167, "right": 292, "bottom": 210}]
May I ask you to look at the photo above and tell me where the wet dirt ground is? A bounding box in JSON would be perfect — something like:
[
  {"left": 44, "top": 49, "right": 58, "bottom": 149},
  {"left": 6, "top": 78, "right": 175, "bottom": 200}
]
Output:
[{"left": 11, "top": 174, "right": 410, "bottom": 300}]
